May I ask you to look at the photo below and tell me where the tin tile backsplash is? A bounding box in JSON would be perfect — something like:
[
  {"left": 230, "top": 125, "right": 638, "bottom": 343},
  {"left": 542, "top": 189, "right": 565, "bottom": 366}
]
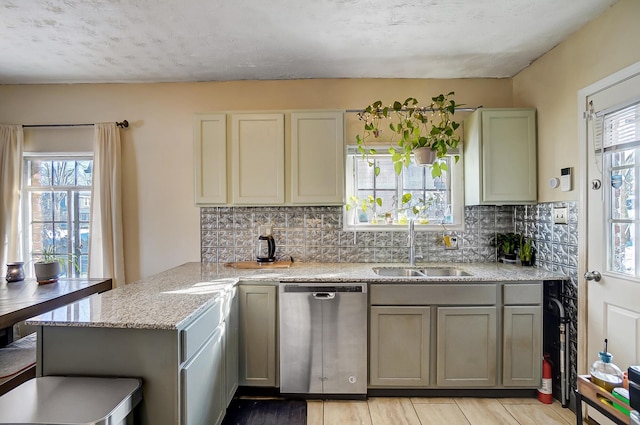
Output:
[
  {"left": 200, "top": 205, "right": 517, "bottom": 264},
  {"left": 200, "top": 201, "right": 580, "bottom": 395}
]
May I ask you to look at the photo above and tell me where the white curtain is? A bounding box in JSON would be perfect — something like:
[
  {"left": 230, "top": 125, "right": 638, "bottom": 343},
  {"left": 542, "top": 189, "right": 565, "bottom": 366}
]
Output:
[
  {"left": 0, "top": 125, "right": 24, "bottom": 276},
  {"left": 88, "top": 123, "right": 125, "bottom": 287}
]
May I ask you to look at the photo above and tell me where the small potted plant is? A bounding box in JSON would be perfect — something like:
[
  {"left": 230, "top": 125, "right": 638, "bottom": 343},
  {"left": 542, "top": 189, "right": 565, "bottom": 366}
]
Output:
[
  {"left": 492, "top": 233, "right": 521, "bottom": 263},
  {"left": 355, "top": 92, "right": 462, "bottom": 178},
  {"left": 34, "top": 246, "right": 63, "bottom": 284},
  {"left": 519, "top": 236, "right": 535, "bottom": 266}
]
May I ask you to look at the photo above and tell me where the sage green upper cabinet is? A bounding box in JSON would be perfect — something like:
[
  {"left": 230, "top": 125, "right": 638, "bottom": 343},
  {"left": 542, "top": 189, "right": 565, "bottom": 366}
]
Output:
[
  {"left": 194, "top": 114, "right": 227, "bottom": 205},
  {"left": 194, "top": 110, "right": 345, "bottom": 206},
  {"left": 464, "top": 108, "right": 537, "bottom": 205},
  {"left": 290, "top": 111, "right": 345, "bottom": 204},
  {"left": 231, "top": 114, "right": 285, "bottom": 205}
]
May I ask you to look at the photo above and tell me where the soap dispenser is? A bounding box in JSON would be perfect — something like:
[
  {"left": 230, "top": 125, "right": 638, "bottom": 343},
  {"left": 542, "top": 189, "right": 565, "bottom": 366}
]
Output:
[{"left": 590, "top": 339, "right": 624, "bottom": 392}]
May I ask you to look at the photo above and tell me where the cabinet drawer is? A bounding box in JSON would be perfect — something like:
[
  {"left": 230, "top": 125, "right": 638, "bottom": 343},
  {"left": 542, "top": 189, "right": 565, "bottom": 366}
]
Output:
[
  {"left": 180, "top": 300, "right": 223, "bottom": 363},
  {"left": 503, "top": 282, "right": 542, "bottom": 305},
  {"left": 370, "top": 284, "right": 496, "bottom": 306}
]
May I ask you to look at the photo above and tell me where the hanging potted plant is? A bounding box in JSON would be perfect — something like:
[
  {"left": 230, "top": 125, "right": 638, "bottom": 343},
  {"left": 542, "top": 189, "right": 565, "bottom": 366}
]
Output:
[{"left": 355, "top": 92, "right": 462, "bottom": 178}]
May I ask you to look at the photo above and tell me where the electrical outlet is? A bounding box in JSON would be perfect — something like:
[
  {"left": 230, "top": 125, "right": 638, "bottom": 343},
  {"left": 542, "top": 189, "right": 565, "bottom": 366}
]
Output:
[{"left": 553, "top": 207, "right": 568, "bottom": 224}]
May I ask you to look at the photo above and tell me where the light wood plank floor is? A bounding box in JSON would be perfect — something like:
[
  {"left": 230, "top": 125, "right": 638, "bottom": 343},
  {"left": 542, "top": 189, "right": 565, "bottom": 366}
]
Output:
[{"left": 307, "top": 397, "right": 577, "bottom": 425}]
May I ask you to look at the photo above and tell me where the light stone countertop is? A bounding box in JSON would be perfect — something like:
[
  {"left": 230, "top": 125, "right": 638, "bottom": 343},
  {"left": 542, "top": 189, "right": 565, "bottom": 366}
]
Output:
[{"left": 26, "top": 261, "right": 566, "bottom": 331}]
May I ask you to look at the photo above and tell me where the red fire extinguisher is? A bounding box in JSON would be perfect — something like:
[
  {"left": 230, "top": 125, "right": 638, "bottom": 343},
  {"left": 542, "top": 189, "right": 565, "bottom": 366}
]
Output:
[{"left": 538, "top": 354, "right": 553, "bottom": 404}]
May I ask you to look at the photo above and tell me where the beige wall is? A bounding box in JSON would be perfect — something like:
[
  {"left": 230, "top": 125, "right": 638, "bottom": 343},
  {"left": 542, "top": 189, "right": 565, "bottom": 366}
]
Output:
[
  {"left": 0, "top": 79, "right": 511, "bottom": 281},
  {"left": 513, "top": 0, "right": 640, "bottom": 202},
  {"left": 2, "top": 0, "right": 635, "bottom": 281}
]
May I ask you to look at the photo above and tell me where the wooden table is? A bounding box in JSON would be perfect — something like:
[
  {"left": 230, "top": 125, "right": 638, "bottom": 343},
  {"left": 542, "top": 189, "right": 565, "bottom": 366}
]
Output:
[
  {"left": 0, "top": 277, "right": 111, "bottom": 395},
  {"left": 0, "top": 277, "right": 112, "bottom": 347}
]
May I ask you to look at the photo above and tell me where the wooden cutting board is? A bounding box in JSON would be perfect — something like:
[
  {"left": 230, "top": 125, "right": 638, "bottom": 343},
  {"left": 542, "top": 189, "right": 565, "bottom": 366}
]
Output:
[{"left": 224, "top": 260, "right": 293, "bottom": 269}]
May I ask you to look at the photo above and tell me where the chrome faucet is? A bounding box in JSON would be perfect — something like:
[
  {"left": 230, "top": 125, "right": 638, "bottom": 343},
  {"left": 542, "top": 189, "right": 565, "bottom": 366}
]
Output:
[{"left": 408, "top": 219, "right": 416, "bottom": 266}]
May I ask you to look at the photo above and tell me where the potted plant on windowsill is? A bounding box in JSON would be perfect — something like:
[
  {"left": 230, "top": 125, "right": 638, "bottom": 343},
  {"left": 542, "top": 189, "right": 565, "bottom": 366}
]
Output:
[
  {"left": 355, "top": 92, "right": 462, "bottom": 178},
  {"left": 345, "top": 195, "right": 382, "bottom": 223}
]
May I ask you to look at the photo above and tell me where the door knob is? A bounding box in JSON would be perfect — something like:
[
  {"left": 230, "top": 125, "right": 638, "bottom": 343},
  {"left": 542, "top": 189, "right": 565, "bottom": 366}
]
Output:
[{"left": 584, "top": 270, "right": 602, "bottom": 282}]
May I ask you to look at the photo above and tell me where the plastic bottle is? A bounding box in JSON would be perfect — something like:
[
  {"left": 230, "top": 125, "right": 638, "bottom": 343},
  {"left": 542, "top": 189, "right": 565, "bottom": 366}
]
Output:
[{"left": 590, "top": 339, "right": 624, "bottom": 392}]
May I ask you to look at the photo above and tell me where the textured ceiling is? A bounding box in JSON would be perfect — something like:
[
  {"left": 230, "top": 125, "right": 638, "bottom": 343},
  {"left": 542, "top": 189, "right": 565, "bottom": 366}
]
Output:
[{"left": 0, "top": 0, "right": 618, "bottom": 84}]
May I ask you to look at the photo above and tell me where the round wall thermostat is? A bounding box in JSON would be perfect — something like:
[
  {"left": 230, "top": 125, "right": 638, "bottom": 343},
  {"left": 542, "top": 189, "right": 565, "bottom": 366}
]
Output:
[{"left": 549, "top": 177, "right": 560, "bottom": 189}]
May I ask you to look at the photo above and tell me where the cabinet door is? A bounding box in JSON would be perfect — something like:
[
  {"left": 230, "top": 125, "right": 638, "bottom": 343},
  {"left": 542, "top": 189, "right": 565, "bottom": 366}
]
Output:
[
  {"left": 436, "top": 306, "right": 497, "bottom": 387},
  {"left": 503, "top": 305, "right": 542, "bottom": 387},
  {"left": 224, "top": 288, "right": 239, "bottom": 405},
  {"left": 194, "top": 114, "right": 227, "bottom": 205},
  {"left": 231, "top": 114, "right": 284, "bottom": 204},
  {"left": 181, "top": 326, "right": 225, "bottom": 425},
  {"left": 290, "top": 111, "right": 345, "bottom": 204},
  {"left": 464, "top": 109, "right": 537, "bottom": 205},
  {"left": 370, "top": 306, "right": 430, "bottom": 387},
  {"left": 238, "top": 285, "right": 277, "bottom": 386}
]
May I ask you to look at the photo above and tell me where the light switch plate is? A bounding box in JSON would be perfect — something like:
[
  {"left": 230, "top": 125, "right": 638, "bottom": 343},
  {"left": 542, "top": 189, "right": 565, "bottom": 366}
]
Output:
[{"left": 553, "top": 207, "right": 568, "bottom": 224}]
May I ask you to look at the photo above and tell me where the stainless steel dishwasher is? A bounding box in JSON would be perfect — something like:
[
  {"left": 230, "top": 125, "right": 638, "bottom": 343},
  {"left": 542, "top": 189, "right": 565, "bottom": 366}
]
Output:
[{"left": 279, "top": 282, "right": 367, "bottom": 396}]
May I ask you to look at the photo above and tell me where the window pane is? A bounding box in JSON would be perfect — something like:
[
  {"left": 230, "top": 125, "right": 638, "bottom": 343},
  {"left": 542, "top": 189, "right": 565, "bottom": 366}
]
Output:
[
  {"left": 611, "top": 222, "right": 635, "bottom": 274},
  {"left": 79, "top": 222, "right": 90, "bottom": 254},
  {"left": 611, "top": 167, "right": 635, "bottom": 220},
  {"left": 30, "top": 192, "right": 52, "bottom": 221},
  {"left": 55, "top": 222, "right": 69, "bottom": 253},
  {"left": 375, "top": 158, "right": 396, "bottom": 189},
  {"left": 611, "top": 149, "right": 635, "bottom": 167},
  {"left": 77, "top": 161, "right": 92, "bottom": 186},
  {"left": 29, "top": 160, "right": 52, "bottom": 186},
  {"left": 356, "top": 159, "right": 375, "bottom": 189},
  {"left": 53, "top": 191, "right": 69, "bottom": 221},
  {"left": 52, "top": 161, "right": 77, "bottom": 186},
  {"left": 403, "top": 166, "right": 424, "bottom": 189}
]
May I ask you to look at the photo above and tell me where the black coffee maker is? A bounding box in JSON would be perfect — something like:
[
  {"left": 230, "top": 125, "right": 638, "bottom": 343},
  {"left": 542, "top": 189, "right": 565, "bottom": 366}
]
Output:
[{"left": 256, "top": 229, "right": 276, "bottom": 263}]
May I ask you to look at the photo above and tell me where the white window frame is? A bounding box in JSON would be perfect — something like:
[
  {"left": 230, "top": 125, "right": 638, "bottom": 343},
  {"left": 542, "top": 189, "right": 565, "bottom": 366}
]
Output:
[
  {"left": 344, "top": 146, "right": 465, "bottom": 231},
  {"left": 21, "top": 152, "right": 93, "bottom": 278}
]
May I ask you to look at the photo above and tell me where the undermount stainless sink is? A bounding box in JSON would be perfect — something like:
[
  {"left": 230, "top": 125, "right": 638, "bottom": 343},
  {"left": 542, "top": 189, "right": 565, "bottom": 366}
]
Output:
[{"left": 372, "top": 267, "right": 472, "bottom": 277}]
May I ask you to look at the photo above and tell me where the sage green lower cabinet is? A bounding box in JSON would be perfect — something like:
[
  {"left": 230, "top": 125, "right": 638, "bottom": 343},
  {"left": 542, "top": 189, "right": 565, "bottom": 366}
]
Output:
[
  {"left": 238, "top": 284, "right": 277, "bottom": 387},
  {"left": 369, "top": 281, "right": 543, "bottom": 390},
  {"left": 502, "top": 283, "right": 543, "bottom": 387},
  {"left": 436, "top": 306, "right": 497, "bottom": 387},
  {"left": 369, "top": 306, "right": 430, "bottom": 387},
  {"left": 181, "top": 325, "right": 225, "bottom": 425}
]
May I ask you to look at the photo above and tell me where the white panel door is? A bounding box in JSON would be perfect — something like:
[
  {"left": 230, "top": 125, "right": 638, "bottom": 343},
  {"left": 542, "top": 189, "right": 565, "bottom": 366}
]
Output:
[{"left": 583, "top": 62, "right": 640, "bottom": 424}]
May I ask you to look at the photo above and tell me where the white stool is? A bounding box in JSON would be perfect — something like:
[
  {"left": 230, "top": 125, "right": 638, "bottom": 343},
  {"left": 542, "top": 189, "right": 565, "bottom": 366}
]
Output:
[{"left": 0, "top": 376, "right": 142, "bottom": 425}]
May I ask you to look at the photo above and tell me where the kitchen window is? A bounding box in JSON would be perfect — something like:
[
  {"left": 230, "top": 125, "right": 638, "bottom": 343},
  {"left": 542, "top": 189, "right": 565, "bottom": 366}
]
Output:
[
  {"left": 344, "top": 147, "right": 464, "bottom": 231},
  {"left": 22, "top": 154, "right": 93, "bottom": 277}
]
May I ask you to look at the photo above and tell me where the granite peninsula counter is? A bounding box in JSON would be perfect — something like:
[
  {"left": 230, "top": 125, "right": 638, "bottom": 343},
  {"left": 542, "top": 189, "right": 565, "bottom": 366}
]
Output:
[
  {"left": 26, "top": 262, "right": 566, "bottom": 425},
  {"left": 27, "top": 261, "right": 566, "bottom": 330}
]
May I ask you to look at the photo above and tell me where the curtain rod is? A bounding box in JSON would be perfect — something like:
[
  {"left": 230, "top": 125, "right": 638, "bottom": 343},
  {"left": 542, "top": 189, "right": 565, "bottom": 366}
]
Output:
[
  {"left": 345, "top": 107, "right": 478, "bottom": 113},
  {"left": 23, "top": 120, "right": 129, "bottom": 129}
]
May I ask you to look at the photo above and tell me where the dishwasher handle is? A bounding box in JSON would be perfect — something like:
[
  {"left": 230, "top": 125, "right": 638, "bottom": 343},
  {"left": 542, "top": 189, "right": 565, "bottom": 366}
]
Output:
[{"left": 312, "top": 292, "right": 336, "bottom": 300}]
